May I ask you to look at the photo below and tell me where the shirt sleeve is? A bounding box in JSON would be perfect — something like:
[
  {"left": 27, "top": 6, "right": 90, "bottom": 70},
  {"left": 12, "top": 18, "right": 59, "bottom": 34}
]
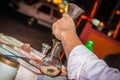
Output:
[{"left": 67, "top": 45, "right": 120, "bottom": 80}]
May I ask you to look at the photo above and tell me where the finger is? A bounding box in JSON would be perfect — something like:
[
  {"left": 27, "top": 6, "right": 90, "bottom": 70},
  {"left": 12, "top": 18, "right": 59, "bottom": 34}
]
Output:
[
  {"left": 52, "top": 21, "right": 61, "bottom": 39},
  {"left": 52, "top": 19, "right": 59, "bottom": 31},
  {"left": 52, "top": 22, "right": 56, "bottom": 35}
]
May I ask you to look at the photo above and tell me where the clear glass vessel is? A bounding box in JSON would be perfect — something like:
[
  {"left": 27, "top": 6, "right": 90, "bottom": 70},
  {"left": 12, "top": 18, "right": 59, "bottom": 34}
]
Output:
[{"left": 40, "top": 41, "right": 62, "bottom": 77}]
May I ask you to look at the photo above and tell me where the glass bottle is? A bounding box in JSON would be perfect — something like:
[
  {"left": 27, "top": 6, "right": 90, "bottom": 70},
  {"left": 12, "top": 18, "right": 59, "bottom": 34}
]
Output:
[
  {"left": 41, "top": 43, "right": 51, "bottom": 55},
  {"left": 40, "top": 41, "right": 62, "bottom": 77}
]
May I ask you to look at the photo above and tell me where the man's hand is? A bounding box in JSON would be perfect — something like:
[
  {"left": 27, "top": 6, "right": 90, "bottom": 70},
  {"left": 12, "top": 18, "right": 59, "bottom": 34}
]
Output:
[
  {"left": 52, "top": 13, "right": 82, "bottom": 57},
  {"left": 52, "top": 13, "right": 76, "bottom": 40}
]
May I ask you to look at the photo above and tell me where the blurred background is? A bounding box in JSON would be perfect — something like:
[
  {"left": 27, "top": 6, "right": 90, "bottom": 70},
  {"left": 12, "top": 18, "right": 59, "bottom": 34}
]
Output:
[{"left": 0, "top": 0, "right": 120, "bottom": 70}]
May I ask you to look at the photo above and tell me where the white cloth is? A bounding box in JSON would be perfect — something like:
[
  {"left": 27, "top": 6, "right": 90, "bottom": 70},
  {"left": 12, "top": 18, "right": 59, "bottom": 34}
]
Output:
[
  {"left": 15, "top": 66, "right": 37, "bottom": 80},
  {"left": 67, "top": 45, "right": 120, "bottom": 80}
]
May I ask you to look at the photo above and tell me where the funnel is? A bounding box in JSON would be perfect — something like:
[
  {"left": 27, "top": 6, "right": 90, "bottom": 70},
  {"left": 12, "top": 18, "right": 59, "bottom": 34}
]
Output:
[{"left": 68, "top": 3, "right": 84, "bottom": 20}]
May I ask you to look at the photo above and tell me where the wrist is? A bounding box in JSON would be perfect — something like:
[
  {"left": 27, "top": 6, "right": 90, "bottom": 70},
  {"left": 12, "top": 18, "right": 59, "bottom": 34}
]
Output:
[
  {"left": 60, "top": 31, "right": 82, "bottom": 58},
  {"left": 60, "top": 31, "right": 76, "bottom": 39},
  {"left": 60, "top": 31, "right": 78, "bottom": 42}
]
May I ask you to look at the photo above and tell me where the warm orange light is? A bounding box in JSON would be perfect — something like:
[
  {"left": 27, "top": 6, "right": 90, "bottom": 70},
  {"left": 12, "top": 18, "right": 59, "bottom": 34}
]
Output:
[
  {"left": 113, "top": 22, "right": 120, "bottom": 38},
  {"left": 59, "top": 8, "right": 64, "bottom": 13},
  {"left": 116, "top": 10, "right": 120, "bottom": 15},
  {"left": 81, "top": 15, "right": 92, "bottom": 21},
  {"left": 58, "top": 0, "right": 62, "bottom": 4},
  {"left": 99, "top": 22, "right": 104, "bottom": 27},
  {"left": 90, "top": 0, "right": 99, "bottom": 18},
  {"left": 53, "top": 0, "right": 62, "bottom": 4},
  {"left": 81, "top": 15, "right": 88, "bottom": 19},
  {"left": 53, "top": 0, "right": 58, "bottom": 4},
  {"left": 59, "top": 3, "right": 65, "bottom": 9}
]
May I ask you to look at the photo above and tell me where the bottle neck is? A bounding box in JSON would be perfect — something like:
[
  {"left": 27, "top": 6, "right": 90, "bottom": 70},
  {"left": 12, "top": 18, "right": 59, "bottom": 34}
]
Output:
[{"left": 51, "top": 42, "right": 62, "bottom": 57}]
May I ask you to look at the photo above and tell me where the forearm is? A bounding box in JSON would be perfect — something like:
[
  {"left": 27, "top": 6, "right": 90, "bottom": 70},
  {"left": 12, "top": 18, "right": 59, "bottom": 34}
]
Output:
[{"left": 60, "top": 31, "right": 82, "bottom": 58}]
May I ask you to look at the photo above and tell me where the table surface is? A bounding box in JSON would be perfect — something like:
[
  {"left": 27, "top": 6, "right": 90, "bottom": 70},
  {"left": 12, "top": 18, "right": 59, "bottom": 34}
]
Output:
[{"left": 15, "top": 66, "right": 38, "bottom": 80}]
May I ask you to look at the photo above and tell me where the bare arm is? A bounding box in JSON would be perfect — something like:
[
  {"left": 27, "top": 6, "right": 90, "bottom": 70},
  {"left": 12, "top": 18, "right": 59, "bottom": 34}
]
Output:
[
  {"left": 60, "top": 31, "right": 82, "bottom": 58},
  {"left": 52, "top": 13, "right": 120, "bottom": 80},
  {"left": 52, "top": 13, "right": 82, "bottom": 58}
]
